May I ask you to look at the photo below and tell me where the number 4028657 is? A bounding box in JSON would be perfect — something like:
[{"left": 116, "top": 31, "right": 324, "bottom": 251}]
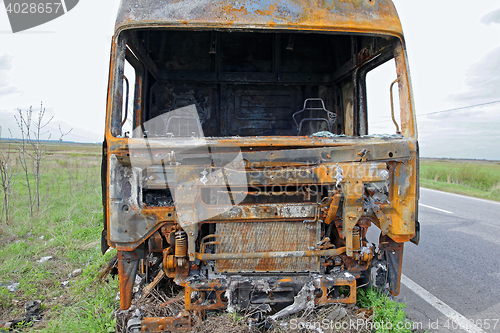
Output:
[
  {"left": 444, "top": 319, "right": 499, "bottom": 330},
  {"left": 5, "top": 2, "right": 62, "bottom": 14}
]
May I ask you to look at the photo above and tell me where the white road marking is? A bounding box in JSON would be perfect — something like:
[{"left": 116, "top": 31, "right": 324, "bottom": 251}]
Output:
[
  {"left": 401, "top": 274, "right": 485, "bottom": 333},
  {"left": 421, "top": 187, "right": 500, "bottom": 206},
  {"left": 419, "top": 203, "right": 453, "bottom": 214}
]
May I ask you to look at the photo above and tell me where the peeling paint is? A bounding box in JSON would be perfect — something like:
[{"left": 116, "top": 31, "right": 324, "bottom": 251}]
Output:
[{"left": 335, "top": 164, "right": 344, "bottom": 187}]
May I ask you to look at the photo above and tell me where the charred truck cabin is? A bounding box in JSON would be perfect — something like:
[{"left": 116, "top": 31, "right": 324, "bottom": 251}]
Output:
[{"left": 102, "top": 0, "right": 419, "bottom": 331}]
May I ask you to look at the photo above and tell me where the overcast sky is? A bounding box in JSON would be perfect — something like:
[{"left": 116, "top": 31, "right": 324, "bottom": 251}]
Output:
[{"left": 1, "top": 0, "right": 499, "bottom": 159}]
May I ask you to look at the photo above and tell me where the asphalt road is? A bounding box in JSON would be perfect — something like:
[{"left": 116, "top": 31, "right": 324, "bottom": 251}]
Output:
[{"left": 376, "top": 188, "right": 500, "bottom": 332}]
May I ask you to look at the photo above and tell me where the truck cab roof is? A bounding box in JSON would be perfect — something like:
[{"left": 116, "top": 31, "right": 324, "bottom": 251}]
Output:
[{"left": 115, "top": 0, "right": 403, "bottom": 37}]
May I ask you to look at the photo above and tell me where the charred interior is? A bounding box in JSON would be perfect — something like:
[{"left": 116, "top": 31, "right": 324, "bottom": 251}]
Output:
[
  {"left": 111, "top": 30, "right": 396, "bottom": 138},
  {"left": 104, "top": 12, "right": 419, "bottom": 331}
]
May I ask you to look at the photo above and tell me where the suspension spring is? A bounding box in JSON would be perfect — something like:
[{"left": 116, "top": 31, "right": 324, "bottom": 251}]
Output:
[
  {"left": 174, "top": 231, "right": 187, "bottom": 258},
  {"left": 352, "top": 227, "right": 361, "bottom": 251}
]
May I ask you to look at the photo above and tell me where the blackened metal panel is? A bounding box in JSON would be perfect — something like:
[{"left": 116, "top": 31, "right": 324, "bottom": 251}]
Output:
[{"left": 225, "top": 85, "right": 303, "bottom": 136}]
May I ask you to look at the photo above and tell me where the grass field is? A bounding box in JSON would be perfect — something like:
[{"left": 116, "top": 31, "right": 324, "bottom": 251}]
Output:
[
  {"left": 420, "top": 158, "right": 500, "bottom": 201},
  {"left": 0, "top": 141, "right": 117, "bottom": 332}
]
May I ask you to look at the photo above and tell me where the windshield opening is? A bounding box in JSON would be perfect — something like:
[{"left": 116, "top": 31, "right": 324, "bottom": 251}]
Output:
[{"left": 110, "top": 29, "right": 409, "bottom": 140}]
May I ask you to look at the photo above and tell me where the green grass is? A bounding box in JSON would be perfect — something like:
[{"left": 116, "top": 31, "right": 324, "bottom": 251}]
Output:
[
  {"left": 0, "top": 142, "right": 118, "bottom": 332},
  {"left": 420, "top": 158, "right": 500, "bottom": 201},
  {"left": 357, "top": 287, "right": 412, "bottom": 333}
]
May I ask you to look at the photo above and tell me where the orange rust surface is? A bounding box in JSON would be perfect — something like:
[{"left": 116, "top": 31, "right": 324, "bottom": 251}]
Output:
[
  {"left": 141, "top": 314, "right": 191, "bottom": 332},
  {"left": 315, "top": 277, "right": 356, "bottom": 305},
  {"left": 115, "top": 0, "right": 403, "bottom": 38}
]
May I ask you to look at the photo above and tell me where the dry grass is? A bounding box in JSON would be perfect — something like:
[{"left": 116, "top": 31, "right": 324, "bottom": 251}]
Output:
[{"left": 113, "top": 282, "right": 375, "bottom": 333}]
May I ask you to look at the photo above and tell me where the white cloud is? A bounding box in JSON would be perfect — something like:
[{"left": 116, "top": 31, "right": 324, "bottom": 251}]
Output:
[
  {"left": 0, "top": 53, "right": 20, "bottom": 96},
  {"left": 481, "top": 8, "right": 500, "bottom": 25},
  {"left": 418, "top": 104, "right": 500, "bottom": 159},
  {"left": 448, "top": 47, "right": 500, "bottom": 104}
]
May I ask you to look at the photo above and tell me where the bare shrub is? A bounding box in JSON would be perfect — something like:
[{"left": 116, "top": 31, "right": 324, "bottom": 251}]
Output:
[
  {"left": 0, "top": 143, "right": 15, "bottom": 224},
  {"left": 12, "top": 103, "right": 72, "bottom": 216}
]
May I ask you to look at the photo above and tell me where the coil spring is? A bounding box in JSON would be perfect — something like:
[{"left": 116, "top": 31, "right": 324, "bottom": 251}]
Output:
[
  {"left": 352, "top": 227, "right": 361, "bottom": 251},
  {"left": 174, "top": 231, "right": 187, "bottom": 258}
]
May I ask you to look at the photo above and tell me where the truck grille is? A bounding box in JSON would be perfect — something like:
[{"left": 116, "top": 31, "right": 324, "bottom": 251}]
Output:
[{"left": 215, "top": 221, "right": 321, "bottom": 273}]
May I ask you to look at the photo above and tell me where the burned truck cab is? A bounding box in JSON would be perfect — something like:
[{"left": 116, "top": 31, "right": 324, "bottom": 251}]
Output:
[{"left": 102, "top": 0, "right": 419, "bottom": 331}]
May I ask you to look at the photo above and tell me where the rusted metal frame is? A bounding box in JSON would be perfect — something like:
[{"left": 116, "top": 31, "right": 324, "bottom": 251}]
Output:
[
  {"left": 352, "top": 67, "right": 360, "bottom": 136},
  {"left": 111, "top": 35, "right": 127, "bottom": 137},
  {"left": 411, "top": 143, "right": 420, "bottom": 245},
  {"left": 357, "top": 68, "right": 366, "bottom": 135},
  {"left": 125, "top": 47, "right": 144, "bottom": 130},
  {"left": 340, "top": 251, "right": 371, "bottom": 274},
  {"left": 385, "top": 159, "right": 416, "bottom": 242},
  {"left": 342, "top": 179, "right": 364, "bottom": 257},
  {"left": 188, "top": 290, "right": 227, "bottom": 311},
  {"left": 141, "top": 314, "right": 191, "bottom": 333},
  {"left": 102, "top": 33, "right": 120, "bottom": 252},
  {"left": 324, "top": 192, "right": 341, "bottom": 225},
  {"left": 172, "top": 181, "right": 198, "bottom": 262},
  {"left": 357, "top": 47, "right": 394, "bottom": 136},
  {"left": 113, "top": 222, "right": 168, "bottom": 252},
  {"left": 107, "top": 135, "right": 409, "bottom": 151},
  {"left": 105, "top": 37, "right": 118, "bottom": 139},
  {"left": 101, "top": 140, "right": 111, "bottom": 254},
  {"left": 121, "top": 75, "right": 130, "bottom": 127},
  {"left": 186, "top": 289, "right": 227, "bottom": 311},
  {"left": 184, "top": 280, "right": 227, "bottom": 311},
  {"left": 315, "top": 276, "right": 356, "bottom": 305},
  {"left": 390, "top": 78, "right": 401, "bottom": 134},
  {"left": 125, "top": 47, "right": 142, "bottom": 74},
  {"left": 393, "top": 40, "right": 416, "bottom": 138},
  {"left": 125, "top": 31, "right": 160, "bottom": 81},
  {"left": 192, "top": 203, "right": 317, "bottom": 222},
  {"left": 110, "top": 157, "right": 396, "bottom": 250},
  {"left": 329, "top": 37, "right": 392, "bottom": 84},
  {"left": 136, "top": 140, "right": 410, "bottom": 169},
  {"left": 183, "top": 274, "right": 357, "bottom": 314},
  {"left": 379, "top": 235, "right": 404, "bottom": 296},
  {"left": 142, "top": 207, "right": 175, "bottom": 221},
  {"left": 145, "top": 161, "right": 393, "bottom": 190},
  {"left": 196, "top": 247, "right": 346, "bottom": 261},
  {"left": 373, "top": 206, "right": 389, "bottom": 236},
  {"left": 373, "top": 160, "right": 413, "bottom": 241},
  {"left": 118, "top": 247, "right": 145, "bottom": 310}
]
